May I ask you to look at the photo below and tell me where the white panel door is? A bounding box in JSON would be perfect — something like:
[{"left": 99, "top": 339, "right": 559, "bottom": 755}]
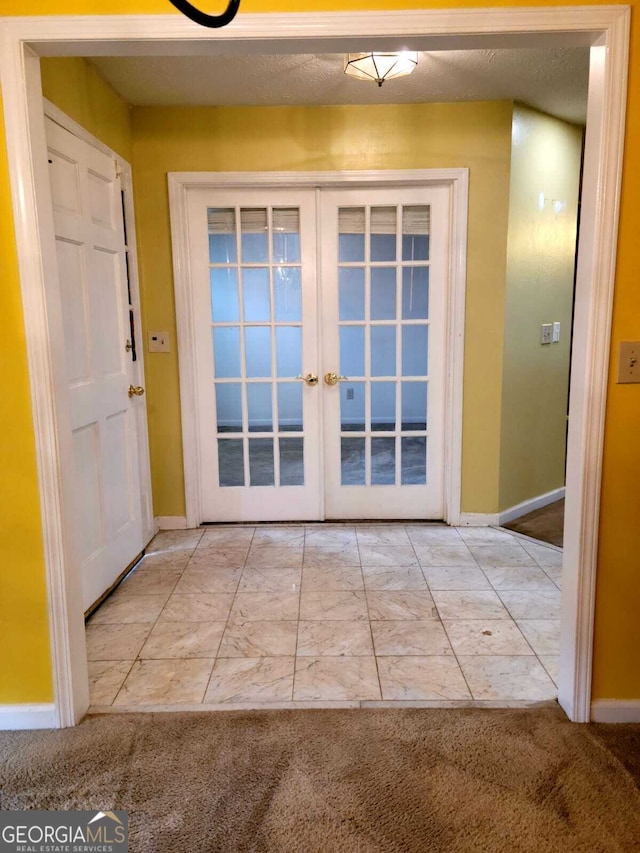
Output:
[
  {"left": 46, "top": 118, "right": 146, "bottom": 609},
  {"left": 320, "top": 186, "right": 449, "bottom": 519},
  {"left": 187, "top": 182, "right": 450, "bottom": 522},
  {"left": 188, "top": 188, "right": 322, "bottom": 522}
]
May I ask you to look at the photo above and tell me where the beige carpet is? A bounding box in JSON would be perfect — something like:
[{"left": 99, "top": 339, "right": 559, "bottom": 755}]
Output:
[
  {"left": 503, "top": 499, "right": 565, "bottom": 548},
  {"left": 1, "top": 707, "right": 639, "bottom": 852}
]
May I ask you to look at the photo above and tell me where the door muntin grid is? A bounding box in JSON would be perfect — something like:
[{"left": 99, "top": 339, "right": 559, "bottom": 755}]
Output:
[
  {"left": 337, "top": 204, "right": 430, "bottom": 487},
  {"left": 208, "top": 206, "right": 305, "bottom": 488}
]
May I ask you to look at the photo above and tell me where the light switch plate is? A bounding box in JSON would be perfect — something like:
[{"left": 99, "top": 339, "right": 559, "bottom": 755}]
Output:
[
  {"left": 148, "top": 331, "right": 171, "bottom": 353},
  {"left": 617, "top": 341, "right": 640, "bottom": 384},
  {"left": 552, "top": 322, "right": 561, "bottom": 343},
  {"left": 540, "top": 324, "right": 553, "bottom": 345}
]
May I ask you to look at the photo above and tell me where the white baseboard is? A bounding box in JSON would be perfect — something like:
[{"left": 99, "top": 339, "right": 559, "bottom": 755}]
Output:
[
  {"left": 457, "top": 512, "right": 500, "bottom": 527},
  {"left": 0, "top": 703, "right": 58, "bottom": 730},
  {"left": 591, "top": 700, "right": 640, "bottom": 723},
  {"left": 155, "top": 516, "right": 188, "bottom": 530},
  {"left": 499, "top": 487, "right": 565, "bottom": 526}
]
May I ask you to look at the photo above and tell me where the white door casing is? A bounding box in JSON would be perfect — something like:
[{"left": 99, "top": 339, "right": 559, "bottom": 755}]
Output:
[
  {"left": 0, "top": 9, "right": 629, "bottom": 726},
  {"left": 118, "top": 162, "right": 156, "bottom": 550},
  {"left": 46, "top": 117, "right": 146, "bottom": 610},
  {"left": 180, "top": 175, "right": 462, "bottom": 523}
]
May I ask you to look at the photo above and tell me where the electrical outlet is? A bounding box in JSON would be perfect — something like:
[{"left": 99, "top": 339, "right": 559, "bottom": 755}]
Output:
[
  {"left": 617, "top": 341, "right": 640, "bottom": 384},
  {"left": 346, "top": 387, "right": 354, "bottom": 400},
  {"left": 552, "top": 322, "right": 561, "bottom": 343},
  {"left": 540, "top": 324, "right": 553, "bottom": 345},
  {"left": 148, "top": 331, "right": 171, "bottom": 353}
]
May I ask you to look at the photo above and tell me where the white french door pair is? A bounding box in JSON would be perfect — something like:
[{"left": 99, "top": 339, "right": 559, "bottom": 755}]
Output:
[{"left": 187, "top": 182, "right": 450, "bottom": 522}]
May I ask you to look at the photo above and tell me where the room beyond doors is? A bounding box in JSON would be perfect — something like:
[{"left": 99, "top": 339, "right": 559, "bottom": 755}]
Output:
[{"left": 185, "top": 182, "right": 452, "bottom": 522}]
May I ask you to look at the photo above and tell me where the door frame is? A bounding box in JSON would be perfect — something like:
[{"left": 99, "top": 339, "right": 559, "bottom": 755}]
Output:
[
  {"left": 169, "top": 170, "right": 469, "bottom": 529},
  {"left": 0, "top": 7, "right": 629, "bottom": 725}
]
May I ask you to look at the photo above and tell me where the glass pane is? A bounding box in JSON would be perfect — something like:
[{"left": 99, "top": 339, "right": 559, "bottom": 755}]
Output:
[
  {"left": 371, "top": 382, "right": 396, "bottom": 431},
  {"left": 371, "top": 326, "right": 396, "bottom": 376},
  {"left": 208, "top": 208, "right": 237, "bottom": 264},
  {"left": 241, "top": 208, "right": 268, "bottom": 263},
  {"left": 249, "top": 438, "right": 274, "bottom": 486},
  {"left": 218, "top": 439, "right": 244, "bottom": 487},
  {"left": 402, "top": 382, "right": 428, "bottom": 430},
  {"left": 371, "top": 437, "right": 396, "bottom": 485},
  {"left": 370, "top": 267, "right": 396, "bottom": 320},
  {"left": 280, "top": 437, "right": 304, "bottom": 486},
  {"left": 272, "top": 208, "right": 301, "bottom": 263},
  {"left": 247, "top": 383, "right": 273, "bottom": 432},
  {"left": 276, "top": 326, "right": 302, "bottom": 377},
  {"left": 338, "top": 207, "right": 365, "bottom": 262},
  {"left": 274, "top": 267, "right": 302, "bottom": 321},
  {"left": 210, "top": 268, "right": 239, "bottom": 323},
  {"left": 340, "top": 381, "right": 365, "bottom": 431},
  {"left": 278, "top": 383, "right": 303, "bottom": 431},
  {"left": 339, "top": 267, "right": 365, "bottom": 321},
  {"left": 402, "top": 436, "right": 427, "bottom": 484},
  {"left": 243, "top": 267, "right": 271, "bottom": 321},
  {"left": 215, "top": 383, "right": 242, "bottom": 433},
  {"left": 402, "top": 205, "right": 430, "bottom": 261},
  {"left": 370, "top": 206, "right": 397, "bottom": 261},
  {"left": 245, "top": 327, "right": 272, "bottom": 378},
  {"left": 402, "top": 326, "right": 429, "bottom": 376},
  {"left": 213, "top": 327, "right": 241, "bottom": 378},
  {"left": 402, "top": 266, "right": 429, "bottom": 320},
  {"left": 340, "top": 326, "right": 365, "bottom": 377},
  {"left": 341, "top": 437, "right": 365, "bottom": 485}
]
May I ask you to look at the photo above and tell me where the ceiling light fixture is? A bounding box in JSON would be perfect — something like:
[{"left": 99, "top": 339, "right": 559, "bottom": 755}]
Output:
[
  {"left": 344, "top": 51, "right": 418, "bottom": 87},
  {"left": 167, "top": 0, "right": 240, "bottom": 29}
]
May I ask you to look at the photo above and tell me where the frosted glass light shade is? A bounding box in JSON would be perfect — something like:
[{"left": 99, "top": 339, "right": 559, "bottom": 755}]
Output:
[{"left": 344, "top": 51, "right": 418, "bottom": 87}]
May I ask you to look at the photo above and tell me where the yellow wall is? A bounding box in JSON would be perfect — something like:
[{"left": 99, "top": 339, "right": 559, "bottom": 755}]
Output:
[
  {"left": 1, "top": 0, "right": 639, "bottom": 706},
  {"left": 499, "top": 105, "right": 583, "bottom": 510},
  {"left": 40, "top": 58, "right": 133, "bottom": 161},
  {"left": 592, "top": 52, "right": 640, "bottom": 700},
  {"left": 132, "top": 102, "right": 512, "bottom": 516},
  {"left": 0, "top": 93, "right": 53, "bottom": 704}
]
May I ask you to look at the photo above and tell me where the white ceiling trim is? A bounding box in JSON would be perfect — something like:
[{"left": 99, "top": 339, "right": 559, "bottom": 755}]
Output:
[{"left": 3, "top": 8, "right": 616, "bottom": 55}]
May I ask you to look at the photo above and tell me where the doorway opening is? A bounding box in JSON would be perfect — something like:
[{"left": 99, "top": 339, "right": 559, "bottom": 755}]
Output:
[
  {"left": 493, "top": 105, "right": 585, "bottom": 551},
  {"left": 0, "top": 7, "right": 628, "bottom": 725}
]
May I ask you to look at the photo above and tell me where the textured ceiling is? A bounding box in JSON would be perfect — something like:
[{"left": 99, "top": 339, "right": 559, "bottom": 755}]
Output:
[{"left": 90, "top": 48, "right": 589, "bottom": 125}]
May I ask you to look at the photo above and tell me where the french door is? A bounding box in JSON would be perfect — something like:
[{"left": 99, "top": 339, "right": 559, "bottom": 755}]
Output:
[{"left": 187, "top": 181, "right": 450, "bottom": 521}]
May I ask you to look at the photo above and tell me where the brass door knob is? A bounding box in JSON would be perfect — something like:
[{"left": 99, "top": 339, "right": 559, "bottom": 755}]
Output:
[
  {"left": 324, "top": 372, "right": 349, "bottom": 386},
  {"left": 128, "top": 385, "right": 145, "bottom": 398},
  {"left": 296, "top": 373, "right": 319, "bottom": 387}
]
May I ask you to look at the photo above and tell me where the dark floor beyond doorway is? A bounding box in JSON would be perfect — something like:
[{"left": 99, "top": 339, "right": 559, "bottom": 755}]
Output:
[
  {"left": 503, "top": 499, "right": 565, "bottom": 548},
  {"left": 1, "top": 708, "right": 639, "bottom": 852}
]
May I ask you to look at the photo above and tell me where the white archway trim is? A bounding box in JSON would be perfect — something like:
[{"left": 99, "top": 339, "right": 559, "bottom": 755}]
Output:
[
  {"left": 0, "top": 6, "right": 630, "bottom": 726},
  {"left": 168, "top": 168, "right": 468, "bottom": 532}
]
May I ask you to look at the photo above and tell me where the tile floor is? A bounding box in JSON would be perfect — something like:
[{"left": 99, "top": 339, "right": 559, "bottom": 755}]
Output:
[{"left": 86, "top": 524, "right": 562, "bottom": 710}]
